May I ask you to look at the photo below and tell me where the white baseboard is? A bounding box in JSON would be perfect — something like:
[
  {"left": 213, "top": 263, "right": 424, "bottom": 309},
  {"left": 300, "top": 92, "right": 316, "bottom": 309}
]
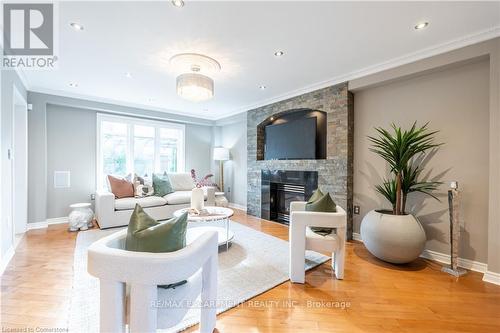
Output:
[
  {"left": 420, "top": 249, "right": 487, "bottom": 273},
  {"left": 483, "top": 271, "right": 500, "bottom": 285},
  {"left": 228, "top": 203, "right": 247, "bottom": 211},
  {"left": 351, "top": 232, "right": 492, "bottom": 277},
  {"left": 0, "top": 246, "right": 15, "bottom": 276},
  {"left": 27, "top": 217, "right": 69, "bottom": 230},
  {"left": 27, "top": 221, "right": 48, "bottom": 230},
  {"left": 47, "top": 217, "right": 69, "bottom": 225}
]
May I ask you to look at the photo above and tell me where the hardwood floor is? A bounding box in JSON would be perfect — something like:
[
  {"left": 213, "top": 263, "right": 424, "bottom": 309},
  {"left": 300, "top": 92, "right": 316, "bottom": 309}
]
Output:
[{"left": 2, "top": 209, "right": 500, "bottom": 332}]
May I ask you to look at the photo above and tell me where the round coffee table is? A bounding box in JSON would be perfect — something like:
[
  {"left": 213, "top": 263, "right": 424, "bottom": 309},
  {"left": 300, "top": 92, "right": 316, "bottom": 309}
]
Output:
[{"left": 174, "top": 206, "right": 234, "bottom": 250}]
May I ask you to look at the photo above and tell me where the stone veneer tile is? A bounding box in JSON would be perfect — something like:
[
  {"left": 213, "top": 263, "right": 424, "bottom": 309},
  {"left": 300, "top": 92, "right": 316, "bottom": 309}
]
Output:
[{"left": 246, "top": 82, "right": 354, "bottom": 239}]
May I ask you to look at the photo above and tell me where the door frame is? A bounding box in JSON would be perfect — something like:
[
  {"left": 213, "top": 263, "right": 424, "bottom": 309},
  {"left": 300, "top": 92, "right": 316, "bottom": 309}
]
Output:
[{"left": 12, "top": 86, "right": 28, "bottom": 236}]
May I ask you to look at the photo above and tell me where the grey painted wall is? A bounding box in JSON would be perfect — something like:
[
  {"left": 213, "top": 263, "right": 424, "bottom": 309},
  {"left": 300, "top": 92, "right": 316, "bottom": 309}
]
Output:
[
  {"left": 47, "top": 105, "right": 96, "bottom": 218},
  {"left": 214, "top": 114, "right": 248, "bottom": 207},
  {"left": 185, "top": 124, "right": 214, "bottom": 177},
  {"left": 28, "top": 92, "right": 214, "bottom": 221},
  {"left": 353, "top": 59, "right": 490, "bottom": 263},
  {"left": 351, "top": 37, "right": 500, "bottom": 275},
  {"left": 1, "top": 69, "right": 27, "bottom": 258}
]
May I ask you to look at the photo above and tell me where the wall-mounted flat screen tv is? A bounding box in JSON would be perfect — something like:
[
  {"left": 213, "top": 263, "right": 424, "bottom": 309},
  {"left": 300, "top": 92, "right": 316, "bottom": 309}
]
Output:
[{"left": 264, "top": 117, "right": 316, "bottom": 160}]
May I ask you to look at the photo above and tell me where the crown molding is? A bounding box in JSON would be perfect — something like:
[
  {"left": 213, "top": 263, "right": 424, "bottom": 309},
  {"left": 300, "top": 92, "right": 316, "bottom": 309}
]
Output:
[{"left": 215, "top": 25, "right": 500, "bottom": 121}]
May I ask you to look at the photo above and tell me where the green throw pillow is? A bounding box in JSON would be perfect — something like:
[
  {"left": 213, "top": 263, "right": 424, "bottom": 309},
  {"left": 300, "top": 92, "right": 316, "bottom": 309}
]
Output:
[
  {"left": 306, "top": 191, "right": 337, "bottom": 236},
  {"left": 308, "top": 188, "right": 324, "bottom": 203},
  {"left": 152, "top": 173, "right": 174, "bottom": 197},
  {"left": 125, "top": 204, "right": 188, "bottom": 253},
  {"left": 125, "top": 204, "right": 188, "bottom": 289}
]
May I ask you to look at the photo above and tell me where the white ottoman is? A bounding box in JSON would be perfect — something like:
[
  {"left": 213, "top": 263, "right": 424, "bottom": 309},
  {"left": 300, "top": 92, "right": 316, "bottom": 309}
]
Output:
[
  {"left": 214, "top": 192, "right": 229, "bottom": 207},
  {"left": 69, "top": 203, "right": 94, "bottom": 231}
]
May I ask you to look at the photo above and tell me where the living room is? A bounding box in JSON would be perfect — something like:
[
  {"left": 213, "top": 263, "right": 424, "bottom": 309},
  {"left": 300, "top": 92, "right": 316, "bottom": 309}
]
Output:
[{"left": 1, "top": 1, "right": 500, "bottom": 332}]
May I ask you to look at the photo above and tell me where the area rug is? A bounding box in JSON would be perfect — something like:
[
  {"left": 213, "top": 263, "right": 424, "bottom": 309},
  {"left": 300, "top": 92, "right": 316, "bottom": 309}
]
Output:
[{"left": 68, "top": 220, "right": 330, "bottom": 332}]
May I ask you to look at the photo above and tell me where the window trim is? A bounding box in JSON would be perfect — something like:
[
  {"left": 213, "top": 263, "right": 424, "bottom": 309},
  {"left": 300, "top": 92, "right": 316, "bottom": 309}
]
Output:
[{"left": 96, "top": 113, "right": 185, "bottom": 189}]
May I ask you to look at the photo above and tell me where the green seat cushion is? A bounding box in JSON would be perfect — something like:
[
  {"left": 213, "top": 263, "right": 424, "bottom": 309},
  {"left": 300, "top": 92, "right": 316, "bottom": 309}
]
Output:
[
  {"left": 152, "top": 173, "right": 174, "bottom": 197},
  {"left": 125, "top": 204, "right": 187, "bottom": 253},
  {"left": 306, "top": 191, "right": 337, "bottom": 236}
]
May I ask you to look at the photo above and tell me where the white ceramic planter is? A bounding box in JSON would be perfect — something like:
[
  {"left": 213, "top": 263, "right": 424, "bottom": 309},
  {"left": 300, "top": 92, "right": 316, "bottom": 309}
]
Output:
[{"left": 360, "top": 210, "right": 426, "bottom": 264}]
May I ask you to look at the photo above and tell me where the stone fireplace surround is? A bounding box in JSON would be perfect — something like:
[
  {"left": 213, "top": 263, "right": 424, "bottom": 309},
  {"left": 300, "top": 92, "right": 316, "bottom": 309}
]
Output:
[{"left": 247, "top": 82, "right": 354, "bottom": 239}]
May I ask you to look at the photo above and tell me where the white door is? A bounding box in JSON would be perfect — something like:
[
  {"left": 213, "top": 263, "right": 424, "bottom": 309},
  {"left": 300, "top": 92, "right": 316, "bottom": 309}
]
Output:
[{"left": 12, "top": 88, "right": 28, "bottom": 235}]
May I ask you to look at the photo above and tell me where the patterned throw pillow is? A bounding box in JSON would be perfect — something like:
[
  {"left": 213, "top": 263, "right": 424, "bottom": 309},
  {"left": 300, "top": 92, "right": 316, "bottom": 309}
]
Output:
[
  {"left": 306, "top": 191, "right": 337, "bottom": 236},
  {"left": 135, "top": 184, "right": 155, "bottom": 198},
  {"left": 152, "top": 173, "right": 174, "bottom": 197}
]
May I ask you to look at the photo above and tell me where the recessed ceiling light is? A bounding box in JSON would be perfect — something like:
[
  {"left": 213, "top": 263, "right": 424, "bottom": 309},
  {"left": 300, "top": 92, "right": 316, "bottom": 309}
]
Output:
[
  {"left": 125, "top": 72, "right": 132, "bottom": 78},
  {"left": 414, "top": 22, "right": 429, "bottom": 30},
  {"left": 69, "top": 82, "right": 78, "bottom": 88},
  {"left": 171, "top": 0, "right": 184, "bottom": 8},
  {"left": 270, "top": 117, "right": 274, "bottom": 121},
  {"left": 259, "top": 85, "right": 266, "bottom": 90},
  {"left": 70, "top": 22, "right": 84, "bottom": 31},
  {"left": 274, "top": 50, "right": 284, "bottom": 57}
]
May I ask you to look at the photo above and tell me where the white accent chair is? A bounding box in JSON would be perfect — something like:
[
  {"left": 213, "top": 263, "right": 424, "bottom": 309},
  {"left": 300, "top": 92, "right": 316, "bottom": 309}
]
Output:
[
  {"left": 289, "top": 201, "right": 347, "bottom": 283},
  {"left": 88, "top": 229, "right": 218, "bottom": 333}
]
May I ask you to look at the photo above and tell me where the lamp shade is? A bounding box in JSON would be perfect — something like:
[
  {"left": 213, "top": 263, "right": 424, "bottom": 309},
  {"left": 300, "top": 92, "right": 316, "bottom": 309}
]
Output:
[
  {"left": 213, "top": 147, "right": 230, "bottom": 161},
  {"left": 176, "top": 73, "right": 214, "bottom": 102}
]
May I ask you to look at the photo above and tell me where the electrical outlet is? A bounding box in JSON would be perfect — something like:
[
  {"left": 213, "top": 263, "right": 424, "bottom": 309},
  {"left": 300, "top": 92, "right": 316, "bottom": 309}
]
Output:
[
  {"left": 90, "top": 193, "right": 96, "bottom": 200},
  {"left": 227, "top": 187, "right": 231, "bottom": 193},
  {"left": 354, "top": 205, "right": 360, "bottom": 215}
]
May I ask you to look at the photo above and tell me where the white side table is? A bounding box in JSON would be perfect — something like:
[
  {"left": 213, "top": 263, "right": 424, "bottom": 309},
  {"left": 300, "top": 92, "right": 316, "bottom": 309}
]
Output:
[
  {"left": 214, "top": 191, "right": 229, "bottom": 207},
  {"left": 68, "top": 203, "right": 94, "bottom": 232},
  {"left": 173, "top": 206, "right": 234, "bottom": 250}
]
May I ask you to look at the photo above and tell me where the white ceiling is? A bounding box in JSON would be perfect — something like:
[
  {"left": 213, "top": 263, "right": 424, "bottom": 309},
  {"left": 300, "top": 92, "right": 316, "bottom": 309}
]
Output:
[{"left": 23, "top": 1, "right": 500, "bottom": 120}]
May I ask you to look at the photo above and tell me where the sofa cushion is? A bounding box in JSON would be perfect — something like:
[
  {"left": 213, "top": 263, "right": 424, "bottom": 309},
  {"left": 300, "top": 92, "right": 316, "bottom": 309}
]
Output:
[
  {"left": 115, "top": 196, "right": 167, "bottom": 211},
  {"left": 163, "top": 190, "right": 208, "bottom": 205},
  {"left": 168, "top": 173, "right": 195, "bottom": 191}
]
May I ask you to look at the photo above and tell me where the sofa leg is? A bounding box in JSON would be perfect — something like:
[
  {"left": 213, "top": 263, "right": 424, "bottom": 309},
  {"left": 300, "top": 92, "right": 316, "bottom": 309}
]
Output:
[
  {"left": 100, "top": 280, "right": 126, "bottom": 333},
  {"left": 129, "top": 284, "right": 157, "bottom": 333}
]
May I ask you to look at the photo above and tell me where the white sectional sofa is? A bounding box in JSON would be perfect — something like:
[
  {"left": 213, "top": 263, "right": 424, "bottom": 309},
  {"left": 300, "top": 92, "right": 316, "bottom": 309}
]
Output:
[{"left": 95, "top": 173, "right": 215, "bottom": 229}]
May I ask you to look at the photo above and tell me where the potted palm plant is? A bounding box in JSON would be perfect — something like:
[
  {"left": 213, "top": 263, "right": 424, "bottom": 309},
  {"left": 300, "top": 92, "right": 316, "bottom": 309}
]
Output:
[{"left": 360, "top": 122, "right": 441, "bottom": 264}]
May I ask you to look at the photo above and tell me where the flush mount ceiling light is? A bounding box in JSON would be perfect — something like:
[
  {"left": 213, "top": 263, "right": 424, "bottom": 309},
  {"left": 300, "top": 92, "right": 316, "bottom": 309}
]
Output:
[
  {"left": 172, "top": 0, "right": 184, "bottom": 8},
  {"left": 414, "top": 22, "right": 429, "bottom": 30},
  {"left": 176, "top": 73, "right": 214, "bottom": 102},
  {"left": 70, "top": 22, "right": 84, "bottom": 31},
  {"left": 170, "top": 53, "right": 221, "bottom": 102},
  {"left": 274, "top": 50, "right": 284, "bottom": 57}
]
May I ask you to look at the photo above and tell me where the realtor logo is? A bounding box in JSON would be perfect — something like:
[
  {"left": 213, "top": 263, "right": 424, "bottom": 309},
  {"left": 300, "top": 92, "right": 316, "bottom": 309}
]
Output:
[
  {"left": 2, "top": 2, "right": 58, "bottom": 69},
  {"left": 3, "top": 3, "right": 54, "bottom": 56}
]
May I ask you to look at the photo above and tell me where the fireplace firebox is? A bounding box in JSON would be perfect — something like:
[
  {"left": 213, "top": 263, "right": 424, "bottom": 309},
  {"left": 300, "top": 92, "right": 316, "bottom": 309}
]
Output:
[{"left": 261, "top": 170, "right": 318, "bottom": 225}]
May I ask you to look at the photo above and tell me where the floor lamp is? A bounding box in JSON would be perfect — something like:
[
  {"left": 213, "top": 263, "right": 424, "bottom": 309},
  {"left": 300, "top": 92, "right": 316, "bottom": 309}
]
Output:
[{"left": 213, "top": 147, "right": 230, "bottom": 191}]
